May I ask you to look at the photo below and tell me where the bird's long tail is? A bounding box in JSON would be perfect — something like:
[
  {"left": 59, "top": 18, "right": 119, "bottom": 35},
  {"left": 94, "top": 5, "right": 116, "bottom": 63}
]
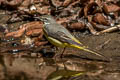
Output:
[
  {"left": 73, "top": 45, "right": 104, "bottom": 57},
  {"left": 69, "top": 41, "right": 106, "bottom": 59}
]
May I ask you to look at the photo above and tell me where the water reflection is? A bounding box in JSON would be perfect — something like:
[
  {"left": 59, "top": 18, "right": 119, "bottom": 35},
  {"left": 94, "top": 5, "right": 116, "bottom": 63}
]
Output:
[
  {"left": 0, "top": 50, "right": 119, "bottom": 80},
  {"left": 46, "top": 69, "right": 85, "bottom": 80}
]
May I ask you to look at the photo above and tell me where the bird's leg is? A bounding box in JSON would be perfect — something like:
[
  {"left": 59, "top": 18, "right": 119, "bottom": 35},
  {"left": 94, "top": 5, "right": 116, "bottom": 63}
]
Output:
[
  {"left": 55, "top": 47, "right": 59, "bottom": 51},
  {"left": 54, "top": 47, "right": 66, "bottom": 59},
  {"left": 54, "top": 47, "right": 60, "bottom": 60},
  {"left": 60, "top": 47, "right": 66, "bottom": 58}
]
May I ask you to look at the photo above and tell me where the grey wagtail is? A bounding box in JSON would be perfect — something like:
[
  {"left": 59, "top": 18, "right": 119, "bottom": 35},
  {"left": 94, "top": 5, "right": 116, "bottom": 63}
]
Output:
[{"left": 35, "top": 15, "right": 106, "bottom": 59}]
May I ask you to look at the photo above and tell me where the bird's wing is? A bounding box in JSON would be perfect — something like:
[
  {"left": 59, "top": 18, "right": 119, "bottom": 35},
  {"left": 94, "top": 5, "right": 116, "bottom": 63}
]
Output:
[
  {"left": 47, "top": 29, "right": 83, "bottom": 46},
  {"left": 43, "top": 23, "right": 82, "bottom": 45}
]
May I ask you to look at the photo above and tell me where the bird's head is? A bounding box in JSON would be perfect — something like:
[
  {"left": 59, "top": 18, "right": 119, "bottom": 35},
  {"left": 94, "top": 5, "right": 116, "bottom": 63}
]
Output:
[{"left": 38, "top": 15, "right": 56, "bottom": 25}]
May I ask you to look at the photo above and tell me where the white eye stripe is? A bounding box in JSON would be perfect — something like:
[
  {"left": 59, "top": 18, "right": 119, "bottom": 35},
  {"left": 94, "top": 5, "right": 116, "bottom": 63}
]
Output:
[{"left": 44, "top": 22, "right": 50, "bottom": 25}]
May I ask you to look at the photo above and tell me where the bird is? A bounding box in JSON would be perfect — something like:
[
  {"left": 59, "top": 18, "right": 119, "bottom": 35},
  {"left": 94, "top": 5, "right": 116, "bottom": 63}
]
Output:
[{"left": 35, "top": 15, "right": 106, "bottom": 59}]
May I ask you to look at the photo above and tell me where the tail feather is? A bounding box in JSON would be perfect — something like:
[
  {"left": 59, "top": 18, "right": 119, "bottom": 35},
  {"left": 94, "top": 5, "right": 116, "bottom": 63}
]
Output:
[
  {"left": 66, "top": 38, "right": 110, "bottom": 61},
  {"left": 81, "top": 47, "right": 104, "bottom": 58},
  {"left": 70, "top": 44, "right": 107, "bottom": 60}
]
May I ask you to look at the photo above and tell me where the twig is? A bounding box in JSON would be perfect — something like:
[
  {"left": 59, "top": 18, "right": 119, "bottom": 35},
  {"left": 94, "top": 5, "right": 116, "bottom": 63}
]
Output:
[
  {"left": 96, "top": 24, "right": 120, "bottom": 35},
  {"left": 96, "top": 39, "right": 111, "bottom": 50}
]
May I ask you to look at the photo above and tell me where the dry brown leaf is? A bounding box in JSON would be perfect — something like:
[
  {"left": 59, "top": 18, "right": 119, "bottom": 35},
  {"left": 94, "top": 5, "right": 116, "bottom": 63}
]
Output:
[
  {"left": 3, "top": 0, "right": 23, "bottom": 8},
  {"left": 36, "top": 5, "right": 50, "bottom": 15},
  {"left": 103, "top": 3, "right": 120, "bottom": 14},
  {"left": 5, "top": 27, "right": 26, "bottom": 37},
  {"left": 69, "top": 22, "right": 85, "bottom": 30},
  {"left": 84, "top": 2, "right": 101, "bottom": 17},
  {"left": 93, "top": 13, "right": 110, "bottom": 26},
  {"left": 62, "top": 0, "right": 72, "bottom": 7},
  {"left": 91, "top": 21, "right": 110, "bottom": 31},
  {"left": 6, "top": 21, "right": 43, "bottom": 38}
]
